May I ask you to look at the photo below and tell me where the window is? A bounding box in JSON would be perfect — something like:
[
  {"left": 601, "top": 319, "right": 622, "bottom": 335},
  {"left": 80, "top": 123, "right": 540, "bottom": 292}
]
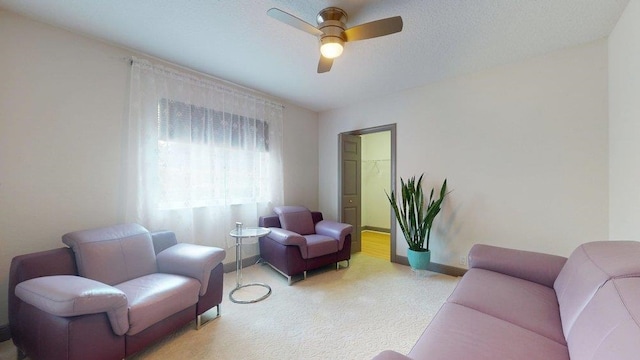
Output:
[
  {"left": 157, "top": 99, "right": 273, "bottom": 209},
  {"left": 127, "top": 57, "right": 283, "bottom": 246}
]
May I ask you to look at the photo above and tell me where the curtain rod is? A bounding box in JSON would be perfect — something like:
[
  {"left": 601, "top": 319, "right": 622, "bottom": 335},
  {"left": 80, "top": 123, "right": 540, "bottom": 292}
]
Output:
[{"left": 125, "top": 55, "right": 285, "bottom": 109}]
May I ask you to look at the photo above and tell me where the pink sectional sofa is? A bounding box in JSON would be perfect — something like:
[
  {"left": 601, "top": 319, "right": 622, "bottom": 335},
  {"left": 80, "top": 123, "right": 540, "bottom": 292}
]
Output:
[{"left": 373, "top": 241, "right": 640, "bottom": 360}]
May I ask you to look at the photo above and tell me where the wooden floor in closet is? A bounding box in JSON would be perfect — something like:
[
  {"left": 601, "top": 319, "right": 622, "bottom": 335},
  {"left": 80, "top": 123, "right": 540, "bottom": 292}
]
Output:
[{"left": 361, "top": 230, "right": 390, "bottom": 261}]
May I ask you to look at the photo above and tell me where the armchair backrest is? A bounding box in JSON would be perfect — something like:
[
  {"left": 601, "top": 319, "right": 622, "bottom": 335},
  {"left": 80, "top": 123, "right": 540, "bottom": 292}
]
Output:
[
  {"left": 273, "top": 206, "right": 316, "bottom": 235},
  {"left": 259, "top": 211, "right": 323, "bottom": 229},
  {"left": 62, "top": 223, "right": 157, "bottom": 285}
]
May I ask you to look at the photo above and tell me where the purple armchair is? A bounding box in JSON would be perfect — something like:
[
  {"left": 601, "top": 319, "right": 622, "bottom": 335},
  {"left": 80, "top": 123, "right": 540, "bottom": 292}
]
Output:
[
  {"left": 258, "top": 206, "right": 353, "bottom": 284},
  {"left": 9, "top": 223, "right": 226, "bottom": 360}
]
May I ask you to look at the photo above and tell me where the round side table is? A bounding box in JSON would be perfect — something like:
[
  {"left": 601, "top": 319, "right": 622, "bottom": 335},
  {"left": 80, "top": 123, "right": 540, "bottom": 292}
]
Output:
[{"left": 229, "top": 225, "right": 271, "bottom": 304}]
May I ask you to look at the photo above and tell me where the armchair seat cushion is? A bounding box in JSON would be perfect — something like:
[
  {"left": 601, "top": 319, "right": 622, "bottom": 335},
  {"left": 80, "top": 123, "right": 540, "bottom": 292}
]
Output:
[
  {"left": 115, "top": 273, "right": 200, "bottom": 335},
  {"left": 304, "top": 234, "right": 339, "bottom": 259}
]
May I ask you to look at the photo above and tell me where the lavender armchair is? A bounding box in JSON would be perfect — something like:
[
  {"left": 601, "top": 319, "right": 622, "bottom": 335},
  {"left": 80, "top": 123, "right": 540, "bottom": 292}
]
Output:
[
  {"left": 9, "top": 223, "right": 226, "bottom": 360},
  {"left": 258, "top": 206, "right": 352, "bottom": 284}
]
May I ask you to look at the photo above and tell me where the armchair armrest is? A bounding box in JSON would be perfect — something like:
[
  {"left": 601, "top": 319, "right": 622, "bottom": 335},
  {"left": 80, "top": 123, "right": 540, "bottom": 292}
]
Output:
[
  {"left": 315, "top": 220, "right": 353, "bottom": 249},
  {"left": 468, "top": 244, "right": 567, "bottom": 288},
  {"left": 15, "top": 275, "right": 129, "bottom": 335},
  {"left": 156, "top": 243, "right": 226, "bottom": 296},
  {"left": 265, "top": 227, "right": 308, "bottom": 258}
]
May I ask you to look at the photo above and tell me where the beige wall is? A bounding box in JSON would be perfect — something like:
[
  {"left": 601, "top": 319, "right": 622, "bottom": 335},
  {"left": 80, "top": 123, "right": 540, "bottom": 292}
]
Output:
[
  {"left": 0, "top": 10, "right": 319, "bottom": 324},
  {"left": 319, "top": 39, "right": 609, "bottom": 267},
  {"left": 609, "top": 0, "right": 640, "bottom": 239},
  {"left": 281, "top": 104, "right": 320, "bottom": 210}
]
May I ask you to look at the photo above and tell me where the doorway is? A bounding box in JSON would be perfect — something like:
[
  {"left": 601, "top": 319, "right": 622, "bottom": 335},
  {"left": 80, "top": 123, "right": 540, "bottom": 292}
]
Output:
[{"left": 339, "top": 124, "right": 396, "bottom": 262}]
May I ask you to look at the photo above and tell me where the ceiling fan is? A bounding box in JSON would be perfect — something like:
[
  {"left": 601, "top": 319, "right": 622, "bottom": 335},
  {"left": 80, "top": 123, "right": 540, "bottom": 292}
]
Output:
[{"left": 267, "top": 7, "right": 403, "bottom": 73}]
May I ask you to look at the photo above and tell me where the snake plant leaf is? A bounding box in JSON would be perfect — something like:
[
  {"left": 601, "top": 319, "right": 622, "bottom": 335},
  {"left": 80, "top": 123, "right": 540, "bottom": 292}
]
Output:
[{"left": 386, "top": 174, "right": 448, "bottom": 251}]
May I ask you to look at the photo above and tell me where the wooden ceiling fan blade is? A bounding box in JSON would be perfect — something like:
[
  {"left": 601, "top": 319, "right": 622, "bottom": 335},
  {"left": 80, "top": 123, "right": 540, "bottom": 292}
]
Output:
[
  {"left": 267, "top": 8, "right": 324, "bottom": 36},
  {"left": 317, "top": 56, "right": 333, "bottom": 73},
  {"left": 343, "top": 16, "right": 403, "bottom": 41}
]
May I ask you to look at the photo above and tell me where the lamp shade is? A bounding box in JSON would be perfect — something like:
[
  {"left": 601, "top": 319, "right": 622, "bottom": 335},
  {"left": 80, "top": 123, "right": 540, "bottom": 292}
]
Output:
[{"left": 320, "top": 38, "right": 344, "bottom": 59}]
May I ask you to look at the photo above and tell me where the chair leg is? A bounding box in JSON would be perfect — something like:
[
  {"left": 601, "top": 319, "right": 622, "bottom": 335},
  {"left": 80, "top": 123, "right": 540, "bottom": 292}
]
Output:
[
  {"left": 16, "top": 348, "right": 26, "bottom": 360},
  {"left": 336, "top": 260, "right": 350, "bottom": 270},
  {"left": 196, "top": 304, "right": 221, "bottom": 330},
  {"left": 303, "top": 271, "right": 307, "bottom": 280},
  {"left": 261, "top": 260, "right": 297, "bottom": 285}
]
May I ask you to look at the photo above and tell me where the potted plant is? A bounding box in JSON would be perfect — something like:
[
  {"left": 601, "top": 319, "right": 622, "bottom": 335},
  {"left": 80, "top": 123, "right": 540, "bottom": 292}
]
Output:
[{"left": 386, "top": 174, "right": 448, "bottom": 270}]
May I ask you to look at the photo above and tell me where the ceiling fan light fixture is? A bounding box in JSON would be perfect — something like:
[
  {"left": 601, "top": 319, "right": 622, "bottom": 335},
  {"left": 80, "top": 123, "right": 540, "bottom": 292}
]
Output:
[
  {"left": 320, "top": 37, "right": 344, "bottom": 59},
  {"left": 268, "top": 6, "right": 403, "bottom": 73}
]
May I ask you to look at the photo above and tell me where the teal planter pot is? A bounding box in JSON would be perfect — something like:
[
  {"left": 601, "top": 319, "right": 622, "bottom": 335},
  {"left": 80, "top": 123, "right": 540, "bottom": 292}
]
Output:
[{"left": 407, "top": 249, "right": 431, "bottom": 270}]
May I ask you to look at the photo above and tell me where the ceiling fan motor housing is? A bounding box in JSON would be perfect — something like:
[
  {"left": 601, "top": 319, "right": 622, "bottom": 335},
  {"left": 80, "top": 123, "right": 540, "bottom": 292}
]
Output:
[{"left": 317, "top": 7, "right": 347, "bottom": 45}]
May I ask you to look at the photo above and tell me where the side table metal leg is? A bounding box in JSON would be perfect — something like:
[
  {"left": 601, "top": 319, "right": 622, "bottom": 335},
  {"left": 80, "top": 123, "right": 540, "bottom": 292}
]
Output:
[
  {"left": 235, "top": 237, "right": 242, "bottom": 288},
  {"left": 229, "top": 236, "right": 271, "bottom": 304}
]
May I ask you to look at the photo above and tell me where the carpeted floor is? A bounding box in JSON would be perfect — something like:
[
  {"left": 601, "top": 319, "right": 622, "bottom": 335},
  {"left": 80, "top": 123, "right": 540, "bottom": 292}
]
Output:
[{"left": 0, "top": 254, "right": 459, "bottom": 360}]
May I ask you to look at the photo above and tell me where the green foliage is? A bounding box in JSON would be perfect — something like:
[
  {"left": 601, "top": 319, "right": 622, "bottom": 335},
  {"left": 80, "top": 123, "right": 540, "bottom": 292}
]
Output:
[{"left": 386, "top": 174, "right": 448, "bottom": 251}]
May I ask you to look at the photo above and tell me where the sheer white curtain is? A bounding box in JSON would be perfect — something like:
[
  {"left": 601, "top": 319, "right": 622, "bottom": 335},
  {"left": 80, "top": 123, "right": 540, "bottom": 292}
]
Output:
[{"left": 124, "top": 57, "right": 283, "bottom": 250}]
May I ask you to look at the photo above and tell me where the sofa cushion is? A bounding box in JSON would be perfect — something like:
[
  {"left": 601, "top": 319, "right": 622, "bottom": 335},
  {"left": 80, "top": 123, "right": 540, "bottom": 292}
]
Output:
[
  {"left": 408, "top": 303, "right": 570, "bottom": 360},
  {"left": 115, "top": 273, "right": 200, "bottom": 335},
  {"left": 565, "top": 277, "right": 640, "bottom": 360},
  {"left": 274, "top": 206, "right": 315, "bottom": 235},
  {"left": 448, "top": 268, "right": 565, "bottom": 345},
  {"left": 62, "top": 223, "right": 157, "bottom": 285},
  {"left": 554, "top": 241, "right": 640, "bottom": 337}
]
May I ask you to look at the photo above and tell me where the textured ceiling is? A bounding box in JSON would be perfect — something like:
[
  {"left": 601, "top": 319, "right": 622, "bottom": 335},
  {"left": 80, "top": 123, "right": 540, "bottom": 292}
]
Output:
[{"left": 0, "top": 0, "right": 630, "bottom": 112}]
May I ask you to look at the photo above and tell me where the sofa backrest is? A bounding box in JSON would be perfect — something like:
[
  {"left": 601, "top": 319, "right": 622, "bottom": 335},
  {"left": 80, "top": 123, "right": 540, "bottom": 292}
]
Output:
[
  {"left": 62, "top": 223, "right": 157, "bottom": 285},
  {"left": 554, "top": 241, "right": 640, "bottom": 338},
  {"left": 564, "top": 277, "right": 640, "bottom": 360}
]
